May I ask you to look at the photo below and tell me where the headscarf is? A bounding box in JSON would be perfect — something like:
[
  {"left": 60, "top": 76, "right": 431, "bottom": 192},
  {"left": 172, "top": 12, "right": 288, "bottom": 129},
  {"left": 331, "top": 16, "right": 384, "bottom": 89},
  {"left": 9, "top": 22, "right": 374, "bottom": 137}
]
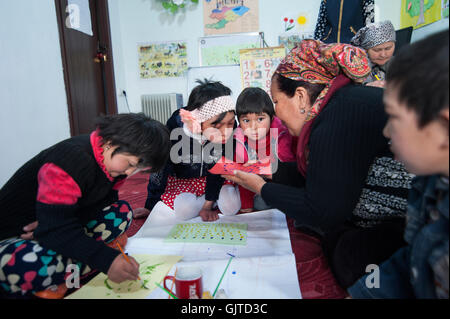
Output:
[
  {"left": 275, "top": 39, "right": 371, "bottom": 176},
  {"left": 179, "top": 95, "right": 235, "bottom": 134},
  {"left": 351, "top": 20, "right": 396, "bottom": 50},
  {"left": 275, "top": 39, "right": 371, "bottom": 122}
]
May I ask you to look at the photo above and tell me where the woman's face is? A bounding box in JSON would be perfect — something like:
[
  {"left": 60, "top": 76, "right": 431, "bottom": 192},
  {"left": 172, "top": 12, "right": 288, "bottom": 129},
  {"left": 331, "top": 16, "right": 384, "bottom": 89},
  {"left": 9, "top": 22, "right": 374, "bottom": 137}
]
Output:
[
  {"left": 202, "top": 111, "right": 236, "bottom": 144},
  {"left": 270, "top": 80, "right": 310, "bottom": 137},
  {"left": 367, "top": 41, "right": 395, "bottom": 66}
]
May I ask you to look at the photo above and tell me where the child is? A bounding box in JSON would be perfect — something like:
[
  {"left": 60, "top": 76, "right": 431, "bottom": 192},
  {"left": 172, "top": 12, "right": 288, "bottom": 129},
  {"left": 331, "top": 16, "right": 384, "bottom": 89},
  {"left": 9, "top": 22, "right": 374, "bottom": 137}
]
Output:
[
  {"left": 234, "top": 87, "right": 295, "bottom": 211},
  {"left": 348, "top": 30, "right": 449, "bottom": 298},
  {"left": 141, "top": 79, "right": 241, "bottom": 222},
  {"left": 0, "top": 113, "right": 170, "bottom": 298}
]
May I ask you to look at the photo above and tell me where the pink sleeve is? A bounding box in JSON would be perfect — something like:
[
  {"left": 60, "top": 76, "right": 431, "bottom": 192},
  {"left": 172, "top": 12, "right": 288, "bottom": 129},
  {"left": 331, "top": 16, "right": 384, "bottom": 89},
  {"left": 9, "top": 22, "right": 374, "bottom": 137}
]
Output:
[
  {"left": 277, "top": 132, "right": 296, "bottom": 162},
  {"left": 37, "top": 163, "right": 82, "bottom": 205}
]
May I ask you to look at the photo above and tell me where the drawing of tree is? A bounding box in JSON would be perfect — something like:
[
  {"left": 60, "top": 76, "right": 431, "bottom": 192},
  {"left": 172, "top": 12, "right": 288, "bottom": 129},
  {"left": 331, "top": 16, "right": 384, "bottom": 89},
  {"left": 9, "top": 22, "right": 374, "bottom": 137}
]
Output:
[{"left": 405, "top": 0, "right": 435, "bottom": 26}]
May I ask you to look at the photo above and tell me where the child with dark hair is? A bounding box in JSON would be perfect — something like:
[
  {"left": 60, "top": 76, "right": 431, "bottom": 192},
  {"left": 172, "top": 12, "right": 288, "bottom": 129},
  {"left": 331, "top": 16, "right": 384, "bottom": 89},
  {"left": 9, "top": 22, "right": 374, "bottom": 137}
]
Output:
[
  {"left": 0, "top": 113, "right": 170, "bottom": 298},
  {"left": 234, "top": 87, "right": 295, "bottom": 211},
  {"left": 349, "top": 30, "right": 449, "bottom": 298},
  {"left": 140, "top": 79, "right": 240, "bottom": 222}
]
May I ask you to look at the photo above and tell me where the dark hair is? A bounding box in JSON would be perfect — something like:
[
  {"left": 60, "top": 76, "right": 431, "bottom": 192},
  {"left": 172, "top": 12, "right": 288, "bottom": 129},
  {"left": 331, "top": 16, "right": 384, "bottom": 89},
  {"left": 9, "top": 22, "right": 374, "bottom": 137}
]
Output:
[
  {"left": 387, "top": 30, "right": 449, "bottom": 127},
  {"left": 95, "top": 113, "right": 170, "bottom": 173},
  {"left": 185, "top": 78, "right": 235, "bottom": 126},
  {"left": 185, "top": 78, "right": 232, "bottom": 111},
  {"left": 236, "top": 87, "right": 275, "bottom": 119},
  {"left": 271, "top": 73, "right": 325, "bottom": 105}
]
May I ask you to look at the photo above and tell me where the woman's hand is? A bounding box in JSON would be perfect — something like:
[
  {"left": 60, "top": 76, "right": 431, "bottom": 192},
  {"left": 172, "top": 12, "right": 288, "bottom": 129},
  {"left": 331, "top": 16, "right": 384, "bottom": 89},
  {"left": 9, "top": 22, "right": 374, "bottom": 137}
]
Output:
[
  {"left": 222, "top": 170, "right": 267, "bottom": 195},
  {"left": 107, "top": 254, "right": 140, "bottom": 283},
  {"left": 21, "top": 221, "right": 38, "bottom": 240},
  {"left": 366, "top": 80, "right": 386, "bottom": 88}
]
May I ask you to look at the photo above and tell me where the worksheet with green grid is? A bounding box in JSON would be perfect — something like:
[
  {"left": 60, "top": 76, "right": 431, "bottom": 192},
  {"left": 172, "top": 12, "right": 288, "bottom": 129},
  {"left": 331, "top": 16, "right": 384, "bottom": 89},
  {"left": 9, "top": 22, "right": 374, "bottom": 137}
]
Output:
[{"left": 164, "top": 223, "right": 248, "bottom": 245}]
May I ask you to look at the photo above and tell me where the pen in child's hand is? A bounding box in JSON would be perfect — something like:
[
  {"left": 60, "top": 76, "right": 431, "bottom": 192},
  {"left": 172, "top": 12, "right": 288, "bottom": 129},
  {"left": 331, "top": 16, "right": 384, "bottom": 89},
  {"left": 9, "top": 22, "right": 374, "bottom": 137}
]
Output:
[{"left": 116, "top": 242, "right": 148, "bottom": 289}]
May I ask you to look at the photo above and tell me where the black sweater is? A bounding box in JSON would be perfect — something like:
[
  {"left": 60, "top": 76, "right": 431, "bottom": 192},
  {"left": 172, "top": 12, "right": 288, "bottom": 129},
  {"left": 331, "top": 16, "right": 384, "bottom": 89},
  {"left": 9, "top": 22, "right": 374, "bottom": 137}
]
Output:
[
  {"left": 261, "top": 84, "right": 412, "bottom": 233},
  {"left": 0, "top": 135, "right": 124, "bottom": 274}
]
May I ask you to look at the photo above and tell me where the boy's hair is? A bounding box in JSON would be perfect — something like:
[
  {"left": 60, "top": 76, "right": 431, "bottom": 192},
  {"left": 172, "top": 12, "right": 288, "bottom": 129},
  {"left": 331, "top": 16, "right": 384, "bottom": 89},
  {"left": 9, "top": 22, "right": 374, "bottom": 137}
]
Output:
[
  {"left": 95, "top": 113, "right": 170, "bottom": 173},
  {"left": 185, "top": 78, "right": 234, "bottom": 125},
  {"left": 387, "top": 30, "right": 449, "bottom": 128},
  {"left": 236, "top": 87, "right": 275, "bottom": 119}
]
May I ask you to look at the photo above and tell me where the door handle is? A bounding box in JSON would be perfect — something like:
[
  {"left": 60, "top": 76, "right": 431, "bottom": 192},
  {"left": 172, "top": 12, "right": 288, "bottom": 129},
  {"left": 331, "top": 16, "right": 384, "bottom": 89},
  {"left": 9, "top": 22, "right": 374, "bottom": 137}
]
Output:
[{"left": 94, "top": 52, "right": 107, "bottom": 63}]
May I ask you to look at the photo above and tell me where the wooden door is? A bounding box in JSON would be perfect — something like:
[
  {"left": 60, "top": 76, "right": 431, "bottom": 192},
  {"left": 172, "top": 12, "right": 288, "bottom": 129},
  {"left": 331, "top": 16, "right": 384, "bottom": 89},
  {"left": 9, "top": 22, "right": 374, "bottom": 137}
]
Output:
[{"left": 55, "top": 0, "right": 118, "bottom": 136}]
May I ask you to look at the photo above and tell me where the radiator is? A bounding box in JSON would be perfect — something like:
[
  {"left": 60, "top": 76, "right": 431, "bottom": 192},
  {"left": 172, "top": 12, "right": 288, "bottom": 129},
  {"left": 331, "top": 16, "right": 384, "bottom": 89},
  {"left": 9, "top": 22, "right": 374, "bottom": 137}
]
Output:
[{"left": 141, "top": 93, "right": 183, "bottom": 124}]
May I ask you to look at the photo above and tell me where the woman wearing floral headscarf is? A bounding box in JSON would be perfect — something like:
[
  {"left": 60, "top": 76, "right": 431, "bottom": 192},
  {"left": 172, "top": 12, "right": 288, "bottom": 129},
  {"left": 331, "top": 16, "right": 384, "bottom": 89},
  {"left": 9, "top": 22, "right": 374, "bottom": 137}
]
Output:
[
  {"left": 224, "top": 39, "right": 413, "bottom": 290},
  {"left": 351, "top": 20, "right": 396, "bottom": 87}
]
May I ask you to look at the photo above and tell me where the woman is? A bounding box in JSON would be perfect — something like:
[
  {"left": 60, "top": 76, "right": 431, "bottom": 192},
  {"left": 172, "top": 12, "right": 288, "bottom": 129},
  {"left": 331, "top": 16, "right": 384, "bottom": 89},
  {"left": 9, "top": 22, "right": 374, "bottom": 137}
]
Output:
[
  {"left": 224, "top": 40, "right": 413, "bottom": 289},
  {"left": 351, "top": 20, "right": 396, "bottom": 88}
]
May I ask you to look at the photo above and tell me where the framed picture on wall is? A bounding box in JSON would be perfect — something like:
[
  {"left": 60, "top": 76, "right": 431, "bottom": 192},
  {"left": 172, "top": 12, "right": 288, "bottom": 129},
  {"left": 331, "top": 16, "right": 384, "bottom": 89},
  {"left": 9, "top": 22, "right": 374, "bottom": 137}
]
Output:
[
  {"left": 138, "top": 41, "right": 188, "bottom": 79},
  {"left": 199, "top": 32, "right": 262, "bottom": 66}
]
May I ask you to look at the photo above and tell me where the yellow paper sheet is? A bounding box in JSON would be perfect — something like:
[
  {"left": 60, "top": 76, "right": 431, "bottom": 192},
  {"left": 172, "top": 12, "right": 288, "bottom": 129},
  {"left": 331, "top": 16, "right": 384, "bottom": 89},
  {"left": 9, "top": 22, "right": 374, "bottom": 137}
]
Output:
[{"left": 65, "top": 254, "right": 182, "bottom": 299}]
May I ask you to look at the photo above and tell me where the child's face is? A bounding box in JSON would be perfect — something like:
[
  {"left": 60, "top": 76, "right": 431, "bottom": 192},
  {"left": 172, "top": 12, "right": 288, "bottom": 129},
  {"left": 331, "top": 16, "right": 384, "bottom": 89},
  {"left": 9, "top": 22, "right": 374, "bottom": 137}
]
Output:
[
  {"left": 102, "top": 144, "right": 146, "bottom": 177},
  {"left": 201, "top": 111, "right": 236, "bottom": 144},
  {"left": 383, "top": 85, "right": 449, "bottom": 176},
  {"left": 239, "top": 112, "right": 271, "bottom": 141}
]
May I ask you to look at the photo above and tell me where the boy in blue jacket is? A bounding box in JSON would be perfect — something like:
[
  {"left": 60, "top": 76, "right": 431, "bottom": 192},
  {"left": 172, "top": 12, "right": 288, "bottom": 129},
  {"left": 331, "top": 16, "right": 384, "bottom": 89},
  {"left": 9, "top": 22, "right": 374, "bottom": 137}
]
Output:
[{"left": 348, "top": 30, "right": 449, "bottom": 298}]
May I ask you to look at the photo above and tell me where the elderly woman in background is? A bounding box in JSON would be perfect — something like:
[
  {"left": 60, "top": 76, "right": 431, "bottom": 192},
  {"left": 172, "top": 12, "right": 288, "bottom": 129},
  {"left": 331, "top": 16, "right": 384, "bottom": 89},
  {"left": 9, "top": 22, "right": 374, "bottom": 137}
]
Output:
[
  {"left": 224, "top": 39, "right": 413, "bottom": 290},
  {"left": 351, "top": 20, "right": 396, "bottom": 88}
]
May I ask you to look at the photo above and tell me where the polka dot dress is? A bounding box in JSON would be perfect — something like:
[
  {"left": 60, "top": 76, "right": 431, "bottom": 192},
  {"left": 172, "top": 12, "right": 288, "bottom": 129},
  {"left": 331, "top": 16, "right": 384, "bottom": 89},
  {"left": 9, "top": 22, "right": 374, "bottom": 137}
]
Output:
[{"left": 161, "top": 176, "right": 234, "bottom": 210}]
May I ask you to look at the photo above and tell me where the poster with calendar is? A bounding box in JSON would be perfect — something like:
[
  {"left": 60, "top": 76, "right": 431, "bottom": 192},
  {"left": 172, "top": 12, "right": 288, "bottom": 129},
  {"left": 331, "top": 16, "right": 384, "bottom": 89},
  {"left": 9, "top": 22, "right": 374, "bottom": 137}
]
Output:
[{"left": 239, "top": 46, "right": 285, "bottom": 96}]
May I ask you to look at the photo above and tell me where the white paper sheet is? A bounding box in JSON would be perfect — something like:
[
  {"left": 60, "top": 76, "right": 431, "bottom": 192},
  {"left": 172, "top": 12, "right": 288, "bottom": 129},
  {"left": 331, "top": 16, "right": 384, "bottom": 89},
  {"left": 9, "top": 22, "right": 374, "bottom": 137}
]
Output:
[{"left": 126, "top": 202, "right": 302, "bottom": 299}]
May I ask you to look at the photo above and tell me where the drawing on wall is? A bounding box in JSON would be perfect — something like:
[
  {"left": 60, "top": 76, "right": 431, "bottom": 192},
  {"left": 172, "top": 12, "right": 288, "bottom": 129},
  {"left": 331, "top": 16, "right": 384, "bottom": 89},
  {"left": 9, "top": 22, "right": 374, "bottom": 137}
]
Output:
[
  {"left": 65, "top": 255, "right": 182, "bottom": 299},
  {"left": 138, "top": 41, "right": 188, "bottom": 79},
  {"left": 401, "top": 0, "right": 442, "bottom": 29},
  {"left": 203, "top": 0, "right": 259, "bottom": 35},
  {"left": 165, "top": 223, "right": 248, "bottom": 245},
  {"left": 199, "top": 33, "right": 261, "bottom": 66},
  {"left": 443, "top": 0, "right": 449, "bottom": 18}
]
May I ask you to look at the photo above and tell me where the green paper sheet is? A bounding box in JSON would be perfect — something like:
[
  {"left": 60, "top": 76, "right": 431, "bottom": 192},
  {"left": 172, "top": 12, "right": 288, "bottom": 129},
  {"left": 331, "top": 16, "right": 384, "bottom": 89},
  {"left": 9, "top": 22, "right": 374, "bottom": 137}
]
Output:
[
  {"left": 164, "top": 223, "right": 248, "bottom": 245},
  {"left": 65, "top": 254, "right": 182, "bottom": 299}
]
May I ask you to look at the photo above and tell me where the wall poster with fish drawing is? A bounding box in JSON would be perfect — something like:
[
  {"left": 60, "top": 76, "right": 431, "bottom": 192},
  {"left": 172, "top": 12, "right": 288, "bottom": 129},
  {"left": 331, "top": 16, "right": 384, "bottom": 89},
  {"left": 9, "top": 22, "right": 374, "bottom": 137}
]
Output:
[
  {"left": 138, "top": 41, "right": 188, "bottom": 79},
  {"left": 203, "top": 0, "right": 259, "bottom": 35}
]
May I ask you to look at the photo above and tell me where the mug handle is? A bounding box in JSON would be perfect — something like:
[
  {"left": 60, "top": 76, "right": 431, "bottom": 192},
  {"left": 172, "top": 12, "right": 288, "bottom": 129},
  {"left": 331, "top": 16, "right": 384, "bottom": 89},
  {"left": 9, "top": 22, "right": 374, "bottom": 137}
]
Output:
[{"left": 163, "top": 275, "right": 175, "bottom": 295}]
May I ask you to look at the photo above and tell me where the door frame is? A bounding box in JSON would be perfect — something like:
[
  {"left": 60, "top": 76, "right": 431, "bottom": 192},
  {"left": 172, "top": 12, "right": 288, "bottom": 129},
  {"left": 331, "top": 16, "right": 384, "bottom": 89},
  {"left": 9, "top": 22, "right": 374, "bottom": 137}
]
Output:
[{"left": 54, "top": 0, "right": 118, "bottom": 136}]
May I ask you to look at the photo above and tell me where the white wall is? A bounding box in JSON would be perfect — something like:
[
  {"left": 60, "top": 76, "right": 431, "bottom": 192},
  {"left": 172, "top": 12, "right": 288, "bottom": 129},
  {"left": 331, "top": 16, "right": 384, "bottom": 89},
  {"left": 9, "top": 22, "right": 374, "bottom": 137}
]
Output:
[
  {"left": 109, "top": 0, "right": 448, "bottom": 114},
  {"left": 108, "top": 0, "right": 321, "bottom": 112},
  {"left": 0, "top": 0, "right": 70, "bottom": 187}
]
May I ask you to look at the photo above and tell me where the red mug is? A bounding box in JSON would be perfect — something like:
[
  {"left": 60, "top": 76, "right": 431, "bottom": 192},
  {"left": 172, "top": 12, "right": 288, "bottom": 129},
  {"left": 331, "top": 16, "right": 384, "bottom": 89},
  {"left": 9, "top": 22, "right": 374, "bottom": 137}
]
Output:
[{"left": 164, "top": 266, "right": 203, "bottom": 299}]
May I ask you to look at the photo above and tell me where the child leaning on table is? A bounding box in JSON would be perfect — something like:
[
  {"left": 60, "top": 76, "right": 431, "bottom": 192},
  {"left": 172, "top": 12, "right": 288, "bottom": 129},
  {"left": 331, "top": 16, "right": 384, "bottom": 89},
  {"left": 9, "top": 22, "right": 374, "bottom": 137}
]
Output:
[
  {"left": 234, "top": 87, "right": 295, "bottom": 212},
  {"left": 348, "top": 30, "right": 449, "bottom": 299},
  {"left": 0, "top": 113, "right": 170, "bottom": 298}
]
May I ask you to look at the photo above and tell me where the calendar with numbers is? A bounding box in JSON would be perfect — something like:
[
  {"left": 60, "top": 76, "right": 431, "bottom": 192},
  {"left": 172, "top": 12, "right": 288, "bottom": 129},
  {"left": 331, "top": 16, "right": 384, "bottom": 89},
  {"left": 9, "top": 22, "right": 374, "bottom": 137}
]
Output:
[{"left": 239, "top": 46, "right": 286, "bottom": 96}]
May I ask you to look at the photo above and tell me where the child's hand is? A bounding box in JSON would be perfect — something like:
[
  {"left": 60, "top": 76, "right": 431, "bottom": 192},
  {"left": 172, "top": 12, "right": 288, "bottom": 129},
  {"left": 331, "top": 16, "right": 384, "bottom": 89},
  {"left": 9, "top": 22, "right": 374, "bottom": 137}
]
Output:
[
  {"left": 132, "top": 207, "right": 150, "bottom": 219},
  {"left": 21, "top": 221, "right": 38, "bottom": 240},
  {"left": 199, "top": 208, "right": 219, "bottom": 222},
  {"left": 107, "top": 254, "right": 140, "bottom": 283}
]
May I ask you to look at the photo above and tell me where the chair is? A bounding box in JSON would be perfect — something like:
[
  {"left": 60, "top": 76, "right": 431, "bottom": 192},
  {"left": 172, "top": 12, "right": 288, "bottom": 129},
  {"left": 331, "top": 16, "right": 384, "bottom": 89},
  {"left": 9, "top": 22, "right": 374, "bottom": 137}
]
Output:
[{"left": 394, "top": 26, "right": 413, "bottom": 55}]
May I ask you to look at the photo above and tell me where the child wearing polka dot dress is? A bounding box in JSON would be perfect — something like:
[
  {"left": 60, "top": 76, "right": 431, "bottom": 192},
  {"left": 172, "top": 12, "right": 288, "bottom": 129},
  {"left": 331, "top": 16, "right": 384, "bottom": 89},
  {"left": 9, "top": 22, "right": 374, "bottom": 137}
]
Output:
[
  {"left": 0, "top": 113, "right": 170, "bottom": 298},
  {"left": 140, "top": 79, "right": 241, "bottom": 222}
]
